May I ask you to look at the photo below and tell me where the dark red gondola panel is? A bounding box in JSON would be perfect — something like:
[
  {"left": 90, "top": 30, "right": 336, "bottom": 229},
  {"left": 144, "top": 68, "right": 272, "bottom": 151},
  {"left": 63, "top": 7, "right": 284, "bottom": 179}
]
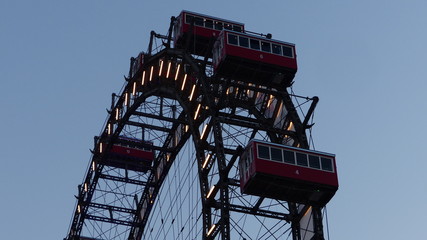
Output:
[
  {"left": 239, "top": 140, "right": 338, "bottom": 206},
  {"left": 101, "top": 136, "right": 155, "bottom": 172},
  {"left": 213, "top": 30, "right": 297, "bottom": 88},
  {"left": 173, "top": 10, "right": 245, "bottom": 56}
]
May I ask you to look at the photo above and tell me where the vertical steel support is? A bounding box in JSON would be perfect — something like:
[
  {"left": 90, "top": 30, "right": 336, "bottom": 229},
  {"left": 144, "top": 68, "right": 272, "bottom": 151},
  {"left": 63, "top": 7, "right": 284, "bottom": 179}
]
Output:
[
  {"left": 166, "top": 16, "right": 176, "bottom": 48},
  {"left": 148, "top": 31, "right": 156, "bottom": 55},
  {"left": 289, "top": 203, "right": 301, "bottom": 240},
  {"left": 184, "top": 48, "right": 231, "bottom": 240},
  {"left": 213, "top": 119, "right": 231, "bottom": 240},
  {"left": 197, "top": 146, "right": 212, "bottom": 240},
  {"left": 311, "top": 207, "right": 325, "bottom": 240}
]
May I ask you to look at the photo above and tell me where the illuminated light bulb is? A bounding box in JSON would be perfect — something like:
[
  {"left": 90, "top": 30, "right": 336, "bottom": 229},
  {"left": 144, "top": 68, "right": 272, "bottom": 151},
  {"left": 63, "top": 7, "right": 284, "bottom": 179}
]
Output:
[
  {"left": 115, "top": 108, "right": 120, "bottom": 120},
  {"left": 189, "top": 84, "right": 196, "bottom": 101},
  {"left": 77, "top": 204, "right": 81, "bottom": 214},
  {"left": 185, "top": 125, "right": 189, "bottom": 132},
  {"left": 149, "top": 66, "right": 154, "bottom": 81},
  {"left": 194, "top": 104, "right": 201, "bottom": 120},
  {"left": 174, "top": 64, "right": 181, "bottom": 80},
  {"left": 287, "top": 121, "right": 294, "bottom": 131},
  {"left": 141, "top": 71, "right": 146, "bottom": 85},
  {"left": 99, "top": 143, "right": 103, "bottom": 153},
  {"left": 247, "top": 83, "right": 253, "bottom": 96},
  {"left": 206, "top": 185, "right": 216, "bottom": 199},
  {"left": 132, "top": 82, "right": 136, "bottom": 96},
  {"left": 84, "top": 183, "right": 88, "bottom": 192},
  {"left": 303, "top": 206, "right": 312, "bottom": 217},
  {"left": 207, "top": 224, "right": 216, "bottom": 237},
  {"left": 107, "top": 124, "right": 111, "bottom": 135},
  {"left": 267, "top": 95, "right": 274, "bottom": 108},
  {"left": 181, "top": 74, "right": 187, "bottom": 91},
  {"left": 166, "top": 61, "right": 171, "bottom": 78},
  {"left": 276, "top": 101, "right": 283, "bottom": 117},
  {"left": 159, "top": 60, "right": 164, "bottom": 76},
  {"left": 124, "top": 93, "right": 129, "bottom": 106},
  {"left": 200, "top": 124, "right": 208, "bottom": 140},
  {"left": 92, "top": 161, "right": 96, "bottom": 171},
  {"left": 202, "top": 154, "right": 212, "bottom": 169}
]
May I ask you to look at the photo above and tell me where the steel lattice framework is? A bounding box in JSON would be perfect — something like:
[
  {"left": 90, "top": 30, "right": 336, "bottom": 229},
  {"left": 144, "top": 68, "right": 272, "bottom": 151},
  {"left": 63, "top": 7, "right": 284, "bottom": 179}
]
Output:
[{"left": 65, "top": 16, "right": 328, "bottom": 240}]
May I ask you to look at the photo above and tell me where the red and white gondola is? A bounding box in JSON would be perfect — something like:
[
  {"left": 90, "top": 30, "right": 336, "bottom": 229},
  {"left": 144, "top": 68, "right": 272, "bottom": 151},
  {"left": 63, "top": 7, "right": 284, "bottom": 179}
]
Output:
[
  {"left": 101, "top": 136, "right": 155, "bottom": 172},
  {"left": 239, "top": 140, "right": 338, "bottom": 206},
  {"left": 173, "top": 10, "right": 245, "bottom": 56},
  {"left": 213, "top": 30, "right": 297, "bottom": 88}
]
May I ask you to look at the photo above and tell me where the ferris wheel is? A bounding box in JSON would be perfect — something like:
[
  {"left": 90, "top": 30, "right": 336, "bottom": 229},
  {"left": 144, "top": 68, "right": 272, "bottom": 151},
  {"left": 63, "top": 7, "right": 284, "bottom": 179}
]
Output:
[{"left": 65, "top": 10, "right": 338, "bottom": 240}]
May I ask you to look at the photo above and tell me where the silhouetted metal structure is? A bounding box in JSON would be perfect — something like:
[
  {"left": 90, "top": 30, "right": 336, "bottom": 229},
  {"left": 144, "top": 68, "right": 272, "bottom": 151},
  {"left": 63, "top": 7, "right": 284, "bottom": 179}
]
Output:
[{"left": 65, "top": 10, "right": 337, "bottom": 240}]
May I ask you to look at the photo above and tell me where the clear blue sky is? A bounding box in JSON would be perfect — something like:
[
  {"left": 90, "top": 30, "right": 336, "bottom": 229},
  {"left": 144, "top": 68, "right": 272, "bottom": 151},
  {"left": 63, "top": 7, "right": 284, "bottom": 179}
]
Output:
[{"left": 1, "top": 1, "right": 426, "bottom": 239}]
